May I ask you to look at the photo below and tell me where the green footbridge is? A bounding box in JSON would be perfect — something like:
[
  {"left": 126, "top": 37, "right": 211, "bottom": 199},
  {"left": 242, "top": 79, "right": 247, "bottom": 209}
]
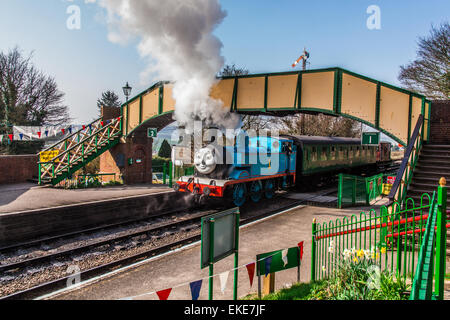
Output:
[{"left": 38, "top": 67, "right": 432, "bottom": 186}]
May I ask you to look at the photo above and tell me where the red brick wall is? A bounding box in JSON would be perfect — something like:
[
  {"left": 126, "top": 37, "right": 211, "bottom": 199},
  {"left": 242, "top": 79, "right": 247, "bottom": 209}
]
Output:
[
  {"left": 430, "top": 100, "right": 450, "bottom": 145},
  {"left": 0, "top": 155, "right": 38, "bottom": 184}
]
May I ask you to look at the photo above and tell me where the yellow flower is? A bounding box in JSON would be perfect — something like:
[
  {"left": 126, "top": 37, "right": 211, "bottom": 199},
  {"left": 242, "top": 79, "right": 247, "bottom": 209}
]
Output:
[
  {"left": 353, "top": 257, "right": 358, "bottom": 263},
  {"left": 357, "top": 249, "right": 365, "bottom": 258},
  {"left": 380, "top": 247, "right": 387, "bottom": 254}
]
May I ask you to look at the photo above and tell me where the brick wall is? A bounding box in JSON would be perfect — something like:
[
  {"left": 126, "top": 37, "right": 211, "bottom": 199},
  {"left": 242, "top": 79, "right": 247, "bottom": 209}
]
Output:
[
  {"left": 0, "top": 155, "right": 38, "bottom": 184},
  {"left": 430, "top": 100, "right": 450, "bottom": 145}
]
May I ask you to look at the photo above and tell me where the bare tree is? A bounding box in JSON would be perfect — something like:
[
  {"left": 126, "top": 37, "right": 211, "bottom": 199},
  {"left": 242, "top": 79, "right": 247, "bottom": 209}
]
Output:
[
  {"left": 399, "top": 22, "right": 449, "bottom": 99},
  {"left": 278, "top": 113, "right": 360, "bottom": 138},
  {"left": 0, "top": 47, "right": 69, "bottom": 129}
]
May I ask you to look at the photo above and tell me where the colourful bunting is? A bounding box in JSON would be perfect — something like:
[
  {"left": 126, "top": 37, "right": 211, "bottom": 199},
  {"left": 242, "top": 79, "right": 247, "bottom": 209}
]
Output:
[
  {"left": 61, "top": 128, "right": 65, "bottom": 135},
  {"left": 37, "top": 131, "right": 42, "bottom": 138},
  {"left": 282, "top": 249, "right": 289, "bottom": 267},
  {"left": 45, "top": 130, "right": 49, "bottom": 137},
  {"left": 156, "top": 288, "right": 172, "bottom": 300},
  {"left": 298, "top": 241, "right": 304, "bottom": 260},
  {"left": 68, "top": 127, "right": 72, "bottom": 134},
  {"left": 264, "top": 256, "right": 272, "bottom": 277},
  {"left": 189, "top": 280, "right": 202, "bottom": 301},
  {"left": 19, "top": 133, "right": 24, "bottom": 140},
  {"left": 246, "top": 263, "right": 255, "bottom": 287},
  {"left": 101, "top": 121, "right": 104, "bottom": 127},
  {"left": 82, "top": 125, "right": 86, "bottom": 130},
  {"left": 219, "top": 271, "right": 229, "bottom": 294},
  {"left": 8, "top": 134, "right": 13, "bottom": 141}
]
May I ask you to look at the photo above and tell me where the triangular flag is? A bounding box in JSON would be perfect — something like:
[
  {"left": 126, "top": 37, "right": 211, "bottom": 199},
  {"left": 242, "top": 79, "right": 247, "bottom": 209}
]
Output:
[
  {"left": 100, "top": 121, "right": 104, "bottom": 127},
  {"left": 107, "top": 119, "right": 111, "bottom": 124},
  {"left": 246, "top": 263, "right": 255, "bottom": 287},
  {"left": 282, "top": 249, "right": 289, "bottom": 267},
  {"left": 298, "top": 241, "right": 304, "bottom": 260},
  {"left": 219, "top": 271, "right": 230, "bottom": 294},
  {"left": 88, "top": 124, "right": 92, "bottom": 130},
  {"left": 264, "top": 256, "right": 273, "bottom": 277},
  {"left": 45, "top": 130, "right": 49, "bottom": 137},
  {"left": 19, "top": 133, "right": 24, "bottom": 140},
  {"left": 189, "top": 280, "right": 202, "bottom": 301},
  {"left": 37, "top": 132, "right": 41, "bottom": 138},
  {"left": 156, "top": 288, "right": 172, "bottom": 301},
  {"left": 8, "top": 134, "right": 13, "bottom": 141},
  {"left": 61, "top": 128, "right": 65, "bottom": 135},
  {"left": 82, "top": 125, "right": 86, "bottom": 130},
  {"left": 117, "top": 117, "right": 121, "bottom": 121},
  {"left": 68, "top": 127, "right": 72, "bottom": 134}
]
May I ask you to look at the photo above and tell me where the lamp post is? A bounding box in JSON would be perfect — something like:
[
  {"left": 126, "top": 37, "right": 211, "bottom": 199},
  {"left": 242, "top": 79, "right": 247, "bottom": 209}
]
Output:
[{"left": 122, "top": 82, "right": 132, "bottom": 102}]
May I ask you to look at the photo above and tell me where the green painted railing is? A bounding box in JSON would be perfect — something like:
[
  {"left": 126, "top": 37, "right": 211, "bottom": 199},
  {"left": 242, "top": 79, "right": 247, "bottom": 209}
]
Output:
[
  {"left": 389, "top": 114, "right": 423, "bottom": 205},
  {"left": 312, "top": 180, "right": 448, "bottom": 300},
  {"left": 38, "top": 117, "right": 122, "bottom": 185},
  {"left": 410, "top": 179, "right": 447, "bottom": 300},
  {"left": 337, "top": 173, "right": 383, "bottom": 208}
]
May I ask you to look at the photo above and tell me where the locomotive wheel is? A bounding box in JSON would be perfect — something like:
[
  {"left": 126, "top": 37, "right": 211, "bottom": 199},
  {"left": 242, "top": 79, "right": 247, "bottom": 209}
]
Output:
[
  {"left": 249, "top": 181, "right": 263, "bottom": 203},
  {"left": 232, "top": 183, "right": 247, "bottom": 207},
  {"left": 264, "top": 180, "right": 275, "bottom": 199}
]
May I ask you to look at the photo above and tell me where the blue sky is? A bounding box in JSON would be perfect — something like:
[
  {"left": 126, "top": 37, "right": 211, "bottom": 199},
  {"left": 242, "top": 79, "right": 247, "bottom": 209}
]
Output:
[{"left": 0, "top": 0, "right": 448, "bottom": 125}]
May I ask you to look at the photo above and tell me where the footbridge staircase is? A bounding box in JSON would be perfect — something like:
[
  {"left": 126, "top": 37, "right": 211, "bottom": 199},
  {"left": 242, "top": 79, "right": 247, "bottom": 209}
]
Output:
[{"left": 38, "top": 117, "right": 122, "bottom": 185}]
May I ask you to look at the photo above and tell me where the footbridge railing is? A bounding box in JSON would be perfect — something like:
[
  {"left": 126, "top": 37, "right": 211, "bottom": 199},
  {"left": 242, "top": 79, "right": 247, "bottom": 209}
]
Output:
[
  {"left": 38, "top": 117, "right": 122, "bottom": 185},
  {"left": 311, "top": 179, "right": 448, "bottom": 300},
  {"left": 388, "top": 114, "right": 424, "bottom": 205}
]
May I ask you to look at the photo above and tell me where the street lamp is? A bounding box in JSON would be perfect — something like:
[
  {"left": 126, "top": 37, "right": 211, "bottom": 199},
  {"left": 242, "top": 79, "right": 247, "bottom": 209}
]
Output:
[{"left": 122, "top": 82, "right": 132, "bottom": 102}]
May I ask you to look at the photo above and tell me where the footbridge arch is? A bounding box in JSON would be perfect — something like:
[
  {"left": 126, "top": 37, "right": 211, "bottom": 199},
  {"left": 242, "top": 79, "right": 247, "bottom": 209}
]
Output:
[{"left": 122, "top": 67, "right": 432, "bottom": 146}]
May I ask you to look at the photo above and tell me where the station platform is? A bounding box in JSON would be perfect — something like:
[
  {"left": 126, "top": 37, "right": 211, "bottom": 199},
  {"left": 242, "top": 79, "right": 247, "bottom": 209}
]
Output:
[
  {"left": 0, "top": 183, "right": 172, "bottom": 214},
  {"left": 45, "top": 203, "right": 401, "bottom": 301}
]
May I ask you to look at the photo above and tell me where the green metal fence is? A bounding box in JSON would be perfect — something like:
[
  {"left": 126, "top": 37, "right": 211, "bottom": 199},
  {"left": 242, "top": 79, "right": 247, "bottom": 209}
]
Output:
[
  {"left": 337, "top": 173, "right": 383, "bottom": 208},
  {"left": 152, "top": 162, "right": 194, "bottom": 186},
  {"left": 312, "top": 181, "right": 448, "bottom": 300}
]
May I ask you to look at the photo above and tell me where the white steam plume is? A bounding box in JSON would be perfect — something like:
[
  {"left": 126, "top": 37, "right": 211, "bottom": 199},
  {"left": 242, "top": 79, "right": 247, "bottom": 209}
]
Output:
[{"left": 96, "top": 0, "right": 239, "bottom": 132}]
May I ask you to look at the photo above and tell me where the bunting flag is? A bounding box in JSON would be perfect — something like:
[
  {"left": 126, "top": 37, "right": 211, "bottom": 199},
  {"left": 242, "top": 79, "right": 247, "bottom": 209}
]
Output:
[
  {"left": 116, "top": 117, "right": 121, "bottom": 122},
  {"left": 298, "top": 241, "right": 304, "bottom": 260},
  {"left": 246, "top": 263, "right": 255, "bottom": 287},
  {"left": 37, "top": 131, "right": 42, "bottom": 138},
  {"left": 264, "top": 256, "right": 273, "bottom": 277},
  {"left": 8, "top": 134, "right": 13, "bottom": 141},
  {"left": 19, "top": 133, "right": 24, "bottom": 140},
  {"left": 89, "top": 124, "right": 92, "bottom": 131},
  {"left": 156, "top": 288, "right": 172, "bottom": 301},
  {"left": 61, "top": 128, "right": 66, "bottom": 135},
  {"left": 45, "top": 130, "right": 49, "bottom": 137},
  {"left": 282, "top": 249, "right": 289, "bottom": 267},
  {"left": 101, "top": 121, "right": 104, "bottom": 127},
  {"left": 68, "top": 127, "right": 72, "bottom": 134},
  {"left": 219, "top": 271, "right": 229, "bottom": 294},
  {"left": 189, "top": 280, "right": 202, "bottom": 301},
  {"left": 82, "top": 125, "right": 86, "bottom": 130}
]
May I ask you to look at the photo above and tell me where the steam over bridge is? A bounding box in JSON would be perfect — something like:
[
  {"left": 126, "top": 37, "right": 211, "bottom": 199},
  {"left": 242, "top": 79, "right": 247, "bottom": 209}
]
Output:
[{"left": 39, "top": 67, "right": 432, "bottom": 185}]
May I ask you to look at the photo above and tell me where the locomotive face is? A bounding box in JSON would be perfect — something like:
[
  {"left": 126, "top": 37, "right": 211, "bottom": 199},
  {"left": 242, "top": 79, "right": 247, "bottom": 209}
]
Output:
[{"left": 194, "top": 147, "right": 217, "bottom": 174}]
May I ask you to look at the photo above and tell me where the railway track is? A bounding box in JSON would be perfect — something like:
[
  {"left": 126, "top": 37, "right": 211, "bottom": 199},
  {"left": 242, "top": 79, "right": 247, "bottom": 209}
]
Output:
[{"left": 0, "top": 188, "right": 337, "bottom": 300}]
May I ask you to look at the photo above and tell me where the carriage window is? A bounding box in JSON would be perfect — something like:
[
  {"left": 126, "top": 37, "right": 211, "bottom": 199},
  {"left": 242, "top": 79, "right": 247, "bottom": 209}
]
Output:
[
  {"left": 331, "top": 146, "right": 336, "bottom": 160},
  {"left": 321, "top": 147, "right": 327, "bottom": 160},
  {"left": 312, "top": 147, "right": 317, "bottom": 161}
]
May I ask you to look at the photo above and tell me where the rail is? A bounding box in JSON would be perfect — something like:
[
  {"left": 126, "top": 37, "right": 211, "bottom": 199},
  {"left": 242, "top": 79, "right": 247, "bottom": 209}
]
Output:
[{"left": 388, "top": 114, "right": 424, "bottom": 205}]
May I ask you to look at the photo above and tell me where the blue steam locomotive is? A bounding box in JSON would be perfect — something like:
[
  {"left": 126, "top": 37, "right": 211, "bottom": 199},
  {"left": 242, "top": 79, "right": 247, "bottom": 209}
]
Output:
[{"left": 174, "top": 135, "right": 389, "bottom": 207}]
